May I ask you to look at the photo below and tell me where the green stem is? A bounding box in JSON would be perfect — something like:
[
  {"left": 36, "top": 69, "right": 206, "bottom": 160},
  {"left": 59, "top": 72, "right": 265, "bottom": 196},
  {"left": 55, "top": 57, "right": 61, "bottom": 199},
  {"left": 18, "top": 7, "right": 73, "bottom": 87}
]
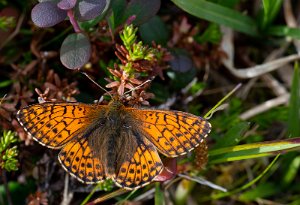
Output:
[
  {"left": 204, "top": 83, "right": 242, "bottom": 119},
  {"left": 199, "top": 154, "right": 280, "bottom": 202}
]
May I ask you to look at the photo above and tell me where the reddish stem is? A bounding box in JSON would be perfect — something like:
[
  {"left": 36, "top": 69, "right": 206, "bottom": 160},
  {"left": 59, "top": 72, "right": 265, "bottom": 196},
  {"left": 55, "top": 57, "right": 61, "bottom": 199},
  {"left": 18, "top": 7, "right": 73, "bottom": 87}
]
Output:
[{"left": 67, "top": 10, "right": 81, "bottom": 33}]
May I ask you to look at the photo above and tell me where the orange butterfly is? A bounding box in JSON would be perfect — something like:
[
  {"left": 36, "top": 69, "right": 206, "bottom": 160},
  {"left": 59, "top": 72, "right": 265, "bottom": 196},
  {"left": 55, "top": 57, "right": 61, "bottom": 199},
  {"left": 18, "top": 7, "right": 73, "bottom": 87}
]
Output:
[{"left": 17, "top": 100, "right": 211, "bottom": 190}]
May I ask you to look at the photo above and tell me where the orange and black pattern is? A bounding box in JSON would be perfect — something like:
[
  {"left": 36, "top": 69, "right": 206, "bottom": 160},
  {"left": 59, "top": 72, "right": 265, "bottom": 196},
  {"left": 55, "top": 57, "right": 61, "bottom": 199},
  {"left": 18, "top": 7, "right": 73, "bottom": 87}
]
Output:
[
  {"left": 17, "top": 101, "right": 211, "bottom": 190},
  {"left": 129, "top": 109, "right": 211, "bottom": 157}
]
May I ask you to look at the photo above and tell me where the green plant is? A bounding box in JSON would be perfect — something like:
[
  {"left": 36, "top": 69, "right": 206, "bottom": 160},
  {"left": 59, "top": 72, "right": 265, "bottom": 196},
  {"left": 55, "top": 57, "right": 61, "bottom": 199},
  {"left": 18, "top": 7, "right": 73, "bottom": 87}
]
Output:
[
  {"left": 0, "top": 16, "right": 15, "bottom": 31},
  {"left": 0, "top": 130, "right": 18, "bottom": 172}
]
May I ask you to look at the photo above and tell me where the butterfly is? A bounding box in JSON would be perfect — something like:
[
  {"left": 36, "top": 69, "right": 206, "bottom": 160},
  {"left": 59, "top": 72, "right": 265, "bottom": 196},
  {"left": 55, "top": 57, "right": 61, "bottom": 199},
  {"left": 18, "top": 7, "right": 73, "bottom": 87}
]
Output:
[{"left": 17, "top": 99, "right": 211, "bottom": 190}]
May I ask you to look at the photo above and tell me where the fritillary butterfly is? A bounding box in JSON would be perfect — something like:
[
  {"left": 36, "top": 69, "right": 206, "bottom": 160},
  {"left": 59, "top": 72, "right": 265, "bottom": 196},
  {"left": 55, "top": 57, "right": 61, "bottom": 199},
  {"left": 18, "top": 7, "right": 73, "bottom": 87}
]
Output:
[{"left": 17, "top": 100, "right": 211, "bottom": 190}]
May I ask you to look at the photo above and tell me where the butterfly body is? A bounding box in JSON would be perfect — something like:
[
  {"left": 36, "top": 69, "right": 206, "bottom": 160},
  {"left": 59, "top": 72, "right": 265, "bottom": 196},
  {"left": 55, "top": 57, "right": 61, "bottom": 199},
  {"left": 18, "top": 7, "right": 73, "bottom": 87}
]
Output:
[
  {"left": 17, "top": 100, "right": 211, "bottom": 189},
  {"left": 84, "top": 101, "right": 143, "bottom": 178}
]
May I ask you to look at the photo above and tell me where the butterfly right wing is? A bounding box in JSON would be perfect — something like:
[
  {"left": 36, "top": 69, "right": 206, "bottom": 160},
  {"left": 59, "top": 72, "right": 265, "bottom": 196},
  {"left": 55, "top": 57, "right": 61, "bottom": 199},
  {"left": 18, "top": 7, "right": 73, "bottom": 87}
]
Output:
[
  {"left": 113, "top": 130, "right": 163, "bottom": 190},
  {"left": 17, "top": 103, "right": 107, "bottom": 149},
  {"left": 126, "top": 108, "right": 211, "bottom": 157}
]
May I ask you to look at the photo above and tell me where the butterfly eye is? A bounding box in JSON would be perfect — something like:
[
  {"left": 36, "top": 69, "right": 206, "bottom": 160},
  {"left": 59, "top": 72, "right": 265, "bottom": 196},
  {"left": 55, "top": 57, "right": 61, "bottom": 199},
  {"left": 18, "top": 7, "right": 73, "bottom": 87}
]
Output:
[
  {"left": 99, "top": 119, "right": 106, "bottom": 126},
  {"left": 123, "top": 123, "right": 131, "bottom": 129}
]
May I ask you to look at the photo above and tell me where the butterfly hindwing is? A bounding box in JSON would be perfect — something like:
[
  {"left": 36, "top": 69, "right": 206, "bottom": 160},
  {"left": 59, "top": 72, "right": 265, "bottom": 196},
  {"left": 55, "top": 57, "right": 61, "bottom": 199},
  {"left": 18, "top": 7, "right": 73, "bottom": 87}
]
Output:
[
  {"left": 58, "top": 138, "right": 104, "bottom": 183},
  {"left": 127, "top": 109, "right": 211, "bottom": 157},
  {"left": 17, "top": 103, "right": 103, "bottom": 149},
  {"left": 113, "top": 135, "right": 163, "bottom": 190}
]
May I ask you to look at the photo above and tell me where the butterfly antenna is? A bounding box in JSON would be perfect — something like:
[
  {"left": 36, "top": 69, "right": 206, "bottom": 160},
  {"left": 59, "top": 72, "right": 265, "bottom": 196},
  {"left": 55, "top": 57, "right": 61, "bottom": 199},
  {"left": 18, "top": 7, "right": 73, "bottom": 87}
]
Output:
[
  {"left": 123, "top": 77, "right": 155, "bottom": 96},
  {"left": 81, "top": 71, "right": 113, "bottom": 98}
]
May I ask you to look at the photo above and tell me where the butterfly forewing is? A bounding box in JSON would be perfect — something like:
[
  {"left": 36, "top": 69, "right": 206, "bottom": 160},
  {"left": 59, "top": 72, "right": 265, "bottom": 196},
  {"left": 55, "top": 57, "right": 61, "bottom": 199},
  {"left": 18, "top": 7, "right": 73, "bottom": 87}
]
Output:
[
  {"left": 127, "top": 109, "right": 211, "bottom": 157},
  {"left": 16, "top": 103, "right": 102, "bottom": 149}
]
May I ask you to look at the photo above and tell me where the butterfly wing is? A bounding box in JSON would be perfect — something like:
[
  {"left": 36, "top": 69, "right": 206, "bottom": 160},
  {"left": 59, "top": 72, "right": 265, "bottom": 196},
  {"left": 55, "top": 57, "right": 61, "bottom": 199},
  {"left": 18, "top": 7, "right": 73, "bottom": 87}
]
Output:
[
  {"left": 113, "top": 131, "right": 163, "bottom": 190},
  {"left": 126, "top": 108, "right": 211, "bottom": 157},
  {"left": 58, "top": 138, "right": 104, "bottom": 183},
  {"left": 17, "top": 103, "right": 106, "bottom": 149}
]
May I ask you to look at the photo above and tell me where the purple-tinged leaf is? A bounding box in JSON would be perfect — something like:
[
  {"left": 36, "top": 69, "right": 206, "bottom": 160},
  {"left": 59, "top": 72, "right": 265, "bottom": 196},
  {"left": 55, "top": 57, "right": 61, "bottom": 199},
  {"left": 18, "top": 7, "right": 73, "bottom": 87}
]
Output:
[
  {"left": 60, "top": 33, "right": 91, "bottom": 69},
  {"left": 38, "top": 0, "right": 59, "bottom": 2},
  {"left": 57, "top": 0, "right": 77, "bottom": 10},
  {"left": 125, "top": 0, "right": 161, "bottom": 25},
  {"left": 31, "top": 2, "right": 67, "bottom": 27},
  {"left": 75, "top": 0, "right": 108, "bottom": 21},
  {"left": 170, "top": 54, "right": 193, "bottom": 73}
]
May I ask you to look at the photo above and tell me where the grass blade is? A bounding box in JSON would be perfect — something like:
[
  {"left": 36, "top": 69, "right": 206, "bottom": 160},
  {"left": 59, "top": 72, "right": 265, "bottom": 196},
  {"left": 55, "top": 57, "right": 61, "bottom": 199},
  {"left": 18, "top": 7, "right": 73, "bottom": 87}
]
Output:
[
  {"left": 209, "top": 137, "right": 300, "bottom": 164},
  {"left": 288, "top": 63, "right": 300, "bottom": 137},
  {"left": 171, "top": 0, "right": 258, "bottom": 36}
]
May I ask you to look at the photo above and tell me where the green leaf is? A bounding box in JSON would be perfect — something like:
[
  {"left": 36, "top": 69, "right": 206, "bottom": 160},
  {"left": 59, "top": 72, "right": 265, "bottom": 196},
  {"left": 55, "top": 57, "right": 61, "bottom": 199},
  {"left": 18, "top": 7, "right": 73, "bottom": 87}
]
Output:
[
  {"left": 281, "top": 155, "right": 300, "bottom": 187},
  {"left": 107, "top": 0, "right": 126, "bottom": 30},
  {"left": 0, "top": 80, "right": 13, "bottom": 88},
  {"left": 291, "top": 199, "right": 300, "bottom": 205},
  {"left": 201, "top": 156, "right": 279, "bottom": 202},
  {"left": 124, "top": 0, "right": 161, "bottom": 25},
  {"left": 265, "top": 25, "right": 300, "bottom": 39},
  {"left": 260, "top": 0, "right": 283, "bottom": 29},
  {"left": 213, "top": 122, "right": 249, "bottom": 149},
  {"left": 0, "top": 180, "right": 35, "bottom": 205},
  {"left": 139, "top": 16, "right": 169, "bottom": 46},
  {"left": 195, "top": 23, "right": 222, "bottom": 44},
  {"left": 213, "top": 0, "right": 240, "bottom": 8},
  {"left": 288, "top": 63, "right": 300, "bottom": 137},
  {"left": 238, "top": 182, "right": 279, "bottom": 201},
  {"left": 171, "top": 0, "right": 258, "bottom": 36},
  {"left": 209, "top": 137, "right": 300, "bottom": 164},
  {"left": 60, "top": 33, "right": 91, "bottom": 69},
  {"left": 107, "top": 0, "right": 160, "bottom": 30}
]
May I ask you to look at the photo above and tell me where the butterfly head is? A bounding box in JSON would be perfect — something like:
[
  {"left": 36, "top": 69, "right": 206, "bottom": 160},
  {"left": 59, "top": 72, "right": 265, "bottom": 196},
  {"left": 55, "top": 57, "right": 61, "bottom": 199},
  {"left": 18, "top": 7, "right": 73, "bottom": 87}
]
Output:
[{"left": 108, "top": 98, "right": 124, "bottom": 110}]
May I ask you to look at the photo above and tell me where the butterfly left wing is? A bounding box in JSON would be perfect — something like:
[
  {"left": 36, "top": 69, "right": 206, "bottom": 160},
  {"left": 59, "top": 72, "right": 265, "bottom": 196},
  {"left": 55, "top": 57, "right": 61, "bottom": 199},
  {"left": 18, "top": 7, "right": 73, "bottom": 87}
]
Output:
[
  {"left": 58, "top": 137, "right": 104, "bottom": 183},
  {"left": 17, "top": 103, "right": 106, "bottom": 149},
  {"left": 126, "top": 108, "right": 211, "bottom": 157}
]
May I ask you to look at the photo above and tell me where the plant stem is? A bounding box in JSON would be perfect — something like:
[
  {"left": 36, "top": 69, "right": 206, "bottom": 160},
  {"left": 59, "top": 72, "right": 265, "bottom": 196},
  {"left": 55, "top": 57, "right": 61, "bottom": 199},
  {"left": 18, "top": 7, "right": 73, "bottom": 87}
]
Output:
[
  {"left": 2, "top": 170, "right": 13, "bottom": 205},
  {"left": 67, "top": 10, "right": 81, "bottom": 33}
]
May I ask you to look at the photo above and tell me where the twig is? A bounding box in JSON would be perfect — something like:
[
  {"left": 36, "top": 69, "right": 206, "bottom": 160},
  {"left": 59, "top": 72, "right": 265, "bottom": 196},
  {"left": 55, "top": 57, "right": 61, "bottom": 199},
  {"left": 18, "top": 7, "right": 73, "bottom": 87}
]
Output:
[
  {"left": 60, "top": 174, "right": 73, "bottom": 205},
  {"left": 261, "top": 74, "right": 288, "bottom": 96},
  {"left": 177, "top": 173, "right": 227, "bottom": 192},
  {"left": 239, "top": 94, "right": 290, "bottom": 120},
  {"left": 238, "top": 77, "right": 258, "bottom": 99},
  {"left": 90, "top": 188, "right": 128, "bottom": 204},
  {"left": 260, "top": 42, "right": 289, "bottom": 97},
  {"left": 0, "top": 13, "right": 25, "bottom": 50},
  {"left": 256, "top": 198, "right": 287, "bottom": 205},
  {"left": 239, "top": 41, "right": 290, "bottom": 99},
  {"left": 220, "top": 27, "right": 300, "bottom": 79},
  {"left": 132, "top": 188, "right": 155, "bottom": 201},
  {"left": 181, "top": 77, "right": 205, "bottom": 105}
]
